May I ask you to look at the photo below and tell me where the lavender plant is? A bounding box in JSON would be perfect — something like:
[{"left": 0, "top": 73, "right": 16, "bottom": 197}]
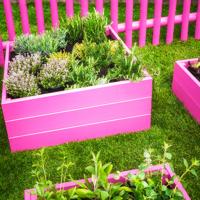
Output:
[{"left": 39, "top": 58, "right": 69, "bottom": 90}]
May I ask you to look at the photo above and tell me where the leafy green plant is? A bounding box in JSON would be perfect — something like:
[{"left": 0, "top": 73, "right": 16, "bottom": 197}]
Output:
[
  {"left": 107, "top": 45, "right": 143, "bottom": 81},
  {"left": 32, "top": 144, "right": 199, "bottom": 200},
  {"left": 66, "top": 57, "right": 99, "bottom": 89},
  {"left": 5, "top": 70, "right": 41, "bottom": 98},
  {"left": 14, "top": 29, "right": 66, "bottom": 55},
  {"left": 48, "top": 52, "right": 70, "bottom": 62},
  {"left": 83, "top": 11, "right": 108, "bottom": 43},
  {"left": 38, "top": 58, "right": 69, "bottom": 90}
]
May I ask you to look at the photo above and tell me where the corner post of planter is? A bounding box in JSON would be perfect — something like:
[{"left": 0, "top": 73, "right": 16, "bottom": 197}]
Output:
[
  {"left": 195, "top": 0, "right": 200, "bottom": 39},
  {"left": 66, "top": 0, "right": 74, "bottom": 18},
  {"left": 125, "top": 0, "right": 133, "bottom": 49},
  {"left": 111, "top": 0, "right": 118, "bottom": 34},
  {"left": 3, "top": 0, "right": 16, "bottom": 41},
  {"left": 80, "top": 0, "right": 88, "bottom": 17},
  {"left": 0, "top": 37, "right": 4, "bottom": 67},
  {"left": 50, "top": 0, "right": 59, "bottom": 28}
]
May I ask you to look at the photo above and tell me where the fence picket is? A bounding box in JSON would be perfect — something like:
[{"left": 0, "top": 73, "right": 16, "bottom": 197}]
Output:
[
  {"left": 80, "top": 0, "right": 89, "bottom": 17},
  {"left": 125, "top": 0, "right": 133, "bottom": 48},
  {"left": 66, "top": 0, "right": 74, "bottom": 18},
  {"left": 0, "top": 37, "right": 4, "bottom": 67},
  {"left": 3, "top": 0, "right": 16, "bottom": 41},
  {"left": 153, "top": 0, "right": 163, "bottom": 45},
  {"left": 195, "top": 0, "right": 200, "bottom": 39},
  {"left": 111, "top": 0, "right": 118, "bottom": 33},
  {"left": 50, "top": 0, "right": 59, "bottom": 28},
  {"left": 19, "top": 0, "right": 30, "bottom": 34},
  {"left": 96, "top": 0, "right": 104, "bottom": 15},
  {"left": 35, "top": 0, "right": 45, "bottom": 34},
  {"left": 181, "top": 0, "right": 191, "bottom": 41},
  {"left": 166, "top": 0, "right": 177, "bottom": 44},
  {"left": 139, "top": 0, "right": 148, "bottom": 47}
]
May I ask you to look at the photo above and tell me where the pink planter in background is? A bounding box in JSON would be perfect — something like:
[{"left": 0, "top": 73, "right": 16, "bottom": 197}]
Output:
[
  {"left": 1, "top": 38, "right": 152, "bottom": 152},
  {"left": 24, "top": 164, "right": 191, "bottom": 200},
  {"left": 172, "top": 58, "right": 200, "bottom": 123}
]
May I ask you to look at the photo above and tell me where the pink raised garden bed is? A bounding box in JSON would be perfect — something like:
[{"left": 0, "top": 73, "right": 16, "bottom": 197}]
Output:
[
  {"left": 24, "top": 164, "right": 191, "bottom": 200},
  {"left": 1, "top": 32, "right": 152, "bottom": 152},
  {"left": 172, "top": 58, "right": 200, "bottom": 123}
]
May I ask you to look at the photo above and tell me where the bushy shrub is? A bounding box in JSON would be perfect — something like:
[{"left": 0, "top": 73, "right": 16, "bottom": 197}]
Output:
[
  {"left": 66, "top": 57, "right": 99, "bottom": 89},
  {"left": 107, "top": 45, "right": 143, "bottom": 81},
  {"left": 5, "top": 71, "right": 41, "bottom": 98},
  {"left": 39, "top": 58, "right": 69, "bottom": 89},
  {"left": 83, "top": 11, "right": 107, "bottom": 43},
  {"left": 9, "top": 53, "right": 42, "bottom": 75},
  {"left": 48, "top": 52, "right": 70, "bottom": 62},
  {"left": 14, "top": 29, "right": 66, "bottom": 55}
]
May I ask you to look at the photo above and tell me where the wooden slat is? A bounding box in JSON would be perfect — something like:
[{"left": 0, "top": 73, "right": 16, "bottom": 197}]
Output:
[
  {"left": 181, "top": 0, "right": 191, "bottom": 41},
  {"left": 0, "top": 37, "right": 4, "bottom": 67},
  {"left": 80, "top": 0, "right": 88, "bottom": 17},
  {"left": 18, "top": 0, "right": 30, "bottom": 34},
  {"left": 166, "top": 0, "right": 177, "bottom": 44},
  {"left": 96, "top": 0, "right": 104, "bottom": 15},
  {"left": 50, "top": 0, "right": 59, "bottom": 28},
  {"left": 111, "top": 0, "right": 118, "bottom": 33},
  {"left": 3, "top": 0, "right": 16, "bottom": 41},
  {"left": 66, "top": 0, "right": 74, "bottom": 18},
  {"left": 153, "top": 0, "right": 163, "bottom": 46},
  {"left": 139, "top": 0, "right": 148, "bottom": 47},
  {"left": 195, "top": 0, "right": 200, "bottom": 39},
  {"left": 125, "top": 0, "right": 133, "bottom": 48},
  {"left": 34, "top": 0, "right": 45, "bottom": 34}
]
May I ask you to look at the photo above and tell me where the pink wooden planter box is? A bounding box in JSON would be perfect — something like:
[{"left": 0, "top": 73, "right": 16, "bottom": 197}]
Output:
[
  {"left": 1, "top": 39, "right": 152, "bottom": 152},
  {"left": 172, "top": 58, "right": 200, "bottom": 123},
  {"left": 24, "top": 164, "right": 191, "bottom": 200}
]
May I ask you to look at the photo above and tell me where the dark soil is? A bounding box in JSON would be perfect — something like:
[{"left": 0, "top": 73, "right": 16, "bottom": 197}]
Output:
[{"left": 187, "top": 61, "right": 200, "bottom": 82}]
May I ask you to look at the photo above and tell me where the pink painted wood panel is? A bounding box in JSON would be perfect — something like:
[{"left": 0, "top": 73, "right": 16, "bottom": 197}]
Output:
[
  {"left": 181, "top": 0, "right": 191, "bottom": 41},
  {"left": 80, "top": 0, "right": 89, "bottom": 17},
  {"left": 2, "top": 78, "right": 152, "bottom": 121},
  {"left": 195, "top": 0, "right": 200, "bottom": 39},
  {"left": 50, "top": 0, "right": 59, "bottom": 28},
  {"left": 139, "top": 0, "right": 148, "bottom": 47},
  {"left": 166, "top": 0, "right": 177, "bottom": 44},
  {"left": 6, "top": 97, "right": 151, "bottom": 137},
  {"left": 18, "top": 0, "right": 30, "bottom": 34},
  {"left": 24, "top": 164, "right": 191, "bottom": 200},
  {"left": 3, "top": 0, "right": 16, "bottom": 41},
  {"left": 96, "top": 0, "right": 104, "bottom": 15},
  {"left": 0, "top": 37, "right": 4, "bottom": 66},
  {"left": 66, "top": 0, "right": 74, "bottom": 17},
  {"left": 34, "top": 0, "right": 45, "bottom": 34},
  {"left": 172, "top": 59, "right": 200, "bottom": 124},
  {"left": 10, "top": 115, "right": 151, "bottom": 152},
  {"left": 125, "top": 0, "right": 133, "bottom": 48},
  {"left": 111, "top": 0, "right": 118, "bottom": 33},
  {"left": 153, "top": 0, "right": 163, "bottom": 45}
]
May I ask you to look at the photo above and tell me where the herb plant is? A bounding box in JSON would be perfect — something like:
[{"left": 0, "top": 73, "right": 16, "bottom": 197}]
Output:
[
  {"left": 31, "top": 144, "right": 199, "bottom": 200},
  {"left": 188, "top": 59, "right": 200, "bottom": 81}
]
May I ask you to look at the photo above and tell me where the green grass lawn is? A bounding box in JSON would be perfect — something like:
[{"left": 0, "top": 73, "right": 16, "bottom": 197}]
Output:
[{"left": 0, "top": 3, "right": 200, "bottom": 200}]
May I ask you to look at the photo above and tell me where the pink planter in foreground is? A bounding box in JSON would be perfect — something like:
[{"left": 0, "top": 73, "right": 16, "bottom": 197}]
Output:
[
  {"left": 1, "top": 41, "right": 152, "bottom": 152},
  {"left": 24, "top": 164, "right": 191, "bottom": 200},
  {"left": 172, "top": 58, "right": 200, "bottom": 123}
]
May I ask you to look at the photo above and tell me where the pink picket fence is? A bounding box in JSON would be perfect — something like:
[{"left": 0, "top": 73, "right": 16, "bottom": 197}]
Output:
[{"left": 0, "top": 0, "right": 200, "bottom": 67}]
